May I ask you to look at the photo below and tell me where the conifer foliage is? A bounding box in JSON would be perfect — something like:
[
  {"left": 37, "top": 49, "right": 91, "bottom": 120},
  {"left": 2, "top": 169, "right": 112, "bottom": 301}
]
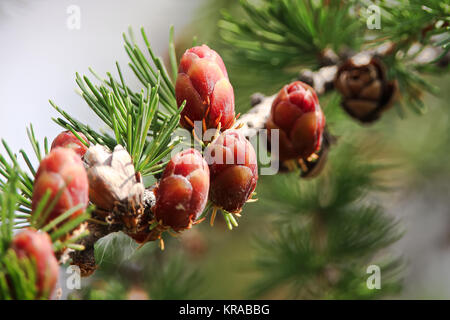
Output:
[{"left": 0, "top": 0, "right": 449, "bottom": 299}]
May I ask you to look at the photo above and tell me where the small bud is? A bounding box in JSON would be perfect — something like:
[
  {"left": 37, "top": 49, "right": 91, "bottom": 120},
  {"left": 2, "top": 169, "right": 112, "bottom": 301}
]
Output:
[
  {"left": 205, "top": 130, "right": 258, "bottom": 213},
  {"left": 51, "top": 131, "right": 89, "bottom": 157},
  {"left": 176, "top": 45, "right": 235, "bottom": 130},
  {"left": 32, "top": 148, "right": 89, "bottom": 225},
  {"left": 153, "top": 149, "right": 210, "bottom": 231},
  {"left": 11, "top": 229, "right": 59, "bottom": 299},
  {"left": 266, "top": 81, "right": 326, "bottom": 161}
]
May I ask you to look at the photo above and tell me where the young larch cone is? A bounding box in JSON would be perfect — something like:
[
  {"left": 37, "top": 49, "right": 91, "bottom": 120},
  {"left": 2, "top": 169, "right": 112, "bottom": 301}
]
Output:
[
  {"left": 176, "top": 45, "right": 235, "bottom": 131},
  {"left": 11, "top": 229, "right": 59, "bottom": 299},
  {"left": 32, "top": 148, "right": 89, "bottom": 226},
  {"left": 51, "top": 131, "right": 89, "bottom": 157},
  {"left": 205, "top": 130, "right": 258, "bottom": 213},
  {"left": 334, "top": 56, "right": 398, "bottom": 123},
  {"left": 266, "top": 81, "right": 326, "bottom": 162},
  {"left": 153, "top": 148, "right": 210, "bottom": 231}
]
